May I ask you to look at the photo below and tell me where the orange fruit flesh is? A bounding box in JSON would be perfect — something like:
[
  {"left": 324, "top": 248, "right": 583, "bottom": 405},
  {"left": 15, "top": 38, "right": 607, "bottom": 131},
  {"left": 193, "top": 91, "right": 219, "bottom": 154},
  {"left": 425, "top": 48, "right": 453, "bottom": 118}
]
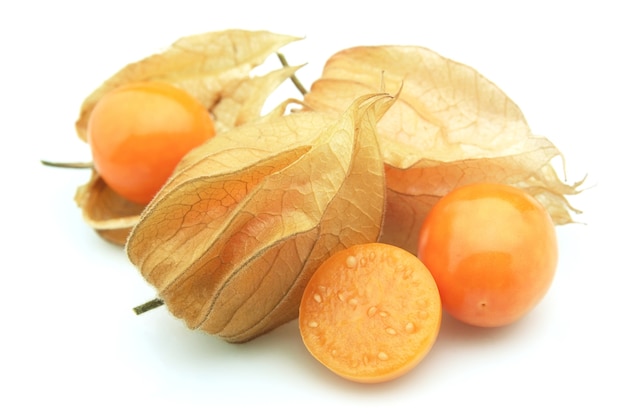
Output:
[{"left": 299, "top": 243, "right": 442, "bottom": 383}]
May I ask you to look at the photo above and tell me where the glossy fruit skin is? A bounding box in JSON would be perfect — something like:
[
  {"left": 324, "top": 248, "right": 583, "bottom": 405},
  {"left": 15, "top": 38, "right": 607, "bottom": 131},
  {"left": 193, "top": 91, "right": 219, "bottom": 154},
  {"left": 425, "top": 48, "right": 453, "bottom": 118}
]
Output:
[
  {"left": 87, "top": 81, "right": 215, "bottom": 205},
  {"left": 417, "top": 183, "right": 558, "bottom": 327}
]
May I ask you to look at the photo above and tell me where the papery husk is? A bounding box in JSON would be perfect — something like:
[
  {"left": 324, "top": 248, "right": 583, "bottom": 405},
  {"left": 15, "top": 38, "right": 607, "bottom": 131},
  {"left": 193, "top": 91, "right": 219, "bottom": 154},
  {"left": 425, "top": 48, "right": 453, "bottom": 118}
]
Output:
[
  {"left": 74, "top": 30, "right": 302, "bottom": 245},
  {"left": 126, "top": 93, "right": 394, "bottom": 342},
  {"left": 75, "top": 29, "right": 301, "bottom": 140},
  {"left": 74, "top": 171, "right": 143, "bottom": 245},
  {"left": 303, "top": 45, "right": 582, "bottom": 253}
]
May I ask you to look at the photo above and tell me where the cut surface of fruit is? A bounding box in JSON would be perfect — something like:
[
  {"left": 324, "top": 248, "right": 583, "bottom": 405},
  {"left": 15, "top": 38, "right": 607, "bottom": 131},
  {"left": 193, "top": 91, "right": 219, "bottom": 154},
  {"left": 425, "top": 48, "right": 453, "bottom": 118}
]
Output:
[{"left": 299, "top": 243, "right": 441, "bottom": 383}]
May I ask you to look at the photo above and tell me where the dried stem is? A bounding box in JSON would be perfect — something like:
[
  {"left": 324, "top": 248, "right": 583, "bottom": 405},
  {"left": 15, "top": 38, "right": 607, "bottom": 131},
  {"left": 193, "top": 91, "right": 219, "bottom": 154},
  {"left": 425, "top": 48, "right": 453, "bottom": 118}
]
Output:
[
  {"left": 133, "top": 298, "right": 164, "bottom": 315},
  {"left": 41, "top": 160, "right": 93, "bottom": 169},
  {"left": 276, "top": 52, "right": 308, "bottom": 96}
]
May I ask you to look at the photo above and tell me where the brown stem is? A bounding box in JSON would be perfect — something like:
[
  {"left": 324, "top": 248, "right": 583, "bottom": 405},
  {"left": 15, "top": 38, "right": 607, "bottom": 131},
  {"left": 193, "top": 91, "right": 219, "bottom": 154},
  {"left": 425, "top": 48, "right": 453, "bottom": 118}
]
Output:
[
  {"left": 276, "top": 52, "right": 308, "bottom": 96},
  {"left": 133, "top": 298, "right": 164, "bottom": 315},
  {"left": 41, "top": 160, "right": 93, "bottom": 169}
]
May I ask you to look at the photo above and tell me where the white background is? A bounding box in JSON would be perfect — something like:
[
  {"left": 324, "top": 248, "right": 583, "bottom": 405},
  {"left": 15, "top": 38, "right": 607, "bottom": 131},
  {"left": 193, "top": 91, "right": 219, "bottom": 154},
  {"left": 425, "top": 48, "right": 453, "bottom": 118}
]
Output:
[{"left": 1, "top": 1, "right": 623, "bottom": 412}]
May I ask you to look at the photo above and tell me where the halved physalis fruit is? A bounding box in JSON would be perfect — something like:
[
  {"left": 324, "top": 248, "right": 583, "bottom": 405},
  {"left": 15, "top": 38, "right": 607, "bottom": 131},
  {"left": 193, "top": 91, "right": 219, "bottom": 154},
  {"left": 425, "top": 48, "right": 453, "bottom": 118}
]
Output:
[{"left": 299, "top": 243, "right": 441, "bottom": 383}]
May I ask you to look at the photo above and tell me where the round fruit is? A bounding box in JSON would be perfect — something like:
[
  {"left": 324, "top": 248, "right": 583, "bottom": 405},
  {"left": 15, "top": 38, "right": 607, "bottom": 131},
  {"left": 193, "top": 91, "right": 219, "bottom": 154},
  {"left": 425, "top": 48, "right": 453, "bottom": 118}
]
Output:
[
  {"left": 87, "top": 81, "right": 216, "bottom": 204},
  {"left": 299, "top": 243, "right": 441, "bottom": 383},
  {"left": 417, "top": 182, "right": 558, "bottom": 327}
]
